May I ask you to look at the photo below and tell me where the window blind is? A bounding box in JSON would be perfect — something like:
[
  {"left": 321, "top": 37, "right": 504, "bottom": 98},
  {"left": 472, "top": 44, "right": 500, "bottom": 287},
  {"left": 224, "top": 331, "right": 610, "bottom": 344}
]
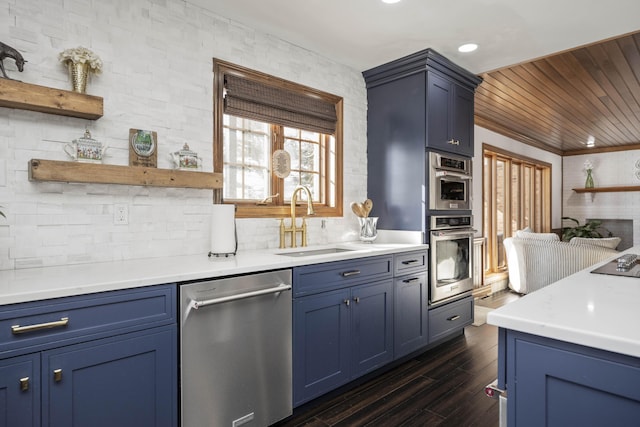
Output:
[{"left": 223, "top": 74, "right": 337, "bottom": 135}]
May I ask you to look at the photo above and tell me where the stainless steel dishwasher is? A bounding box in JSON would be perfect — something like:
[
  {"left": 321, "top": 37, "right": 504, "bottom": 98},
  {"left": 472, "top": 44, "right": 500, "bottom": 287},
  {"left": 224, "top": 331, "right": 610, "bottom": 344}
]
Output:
[{"left": 180, "top": 269, "right": 292, "bottom": 427}]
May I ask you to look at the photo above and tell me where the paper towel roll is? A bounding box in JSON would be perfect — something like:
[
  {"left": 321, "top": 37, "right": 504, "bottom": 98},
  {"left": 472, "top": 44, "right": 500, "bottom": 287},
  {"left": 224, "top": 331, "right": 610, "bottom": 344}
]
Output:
[{"left": 210, "top": 204, "right": 237, "bottom": 256}]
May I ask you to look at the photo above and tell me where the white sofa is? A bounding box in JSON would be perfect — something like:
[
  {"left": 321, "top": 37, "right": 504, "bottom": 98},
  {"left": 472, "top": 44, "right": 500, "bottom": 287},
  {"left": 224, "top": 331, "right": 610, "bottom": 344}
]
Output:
[{"left": 503, "top": 233, "right": 620, "bottom": 294}]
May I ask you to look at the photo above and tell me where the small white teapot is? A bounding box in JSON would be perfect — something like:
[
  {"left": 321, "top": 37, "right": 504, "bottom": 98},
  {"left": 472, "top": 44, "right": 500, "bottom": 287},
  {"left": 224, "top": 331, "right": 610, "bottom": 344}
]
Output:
[
  {"left": 170, "top": 143, "right": 201, "bottom": 169},
  {"left": 64, "top": 130, "right": 108, "bottom": 163}
]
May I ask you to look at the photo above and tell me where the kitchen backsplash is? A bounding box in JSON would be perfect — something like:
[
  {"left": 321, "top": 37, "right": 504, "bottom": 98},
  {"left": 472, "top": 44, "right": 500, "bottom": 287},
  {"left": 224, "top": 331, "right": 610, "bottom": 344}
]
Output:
[{"left": 0, "top": 0, "right": 367, "bottom": 270}]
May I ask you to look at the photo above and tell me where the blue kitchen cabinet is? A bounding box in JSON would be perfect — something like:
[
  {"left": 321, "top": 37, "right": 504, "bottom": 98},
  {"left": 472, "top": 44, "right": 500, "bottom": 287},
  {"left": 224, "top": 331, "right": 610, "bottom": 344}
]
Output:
[
  {"left": 393, "top": 272, "right": 428, "bottom": 358},
  {"left": 43, "top": 326, "right": 176, "bottom": 427},
  {"left": 0, "top": 285, "right": 177, "bottom": 427},
  {"left": 363, "top": 49, "right": 481, "bottom": 231},
  {"left": 427, "top": 71, "right": 476, "bottom": 156},
  {"left": 350, "top": 280, "right": 394, "bottom": 376},
  {"left": 393, "top": 250, "right": 429, "bottom": 358},
  {"left": 0, "top": 353, "right": 40, "bottom": 426},
  {"left": 293, "top": 287, "right": 351, "bottom": 406},
  {"left": 501, "top": 329, "right": 640, "bottom": 426},
  {"left": 292, "top": 256, "right": 394, "bottom": 406}
]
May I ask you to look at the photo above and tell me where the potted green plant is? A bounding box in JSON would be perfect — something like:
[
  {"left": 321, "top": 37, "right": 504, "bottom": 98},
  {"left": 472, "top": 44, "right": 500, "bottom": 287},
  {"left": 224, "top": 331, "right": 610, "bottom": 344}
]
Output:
[{"left": 561, "top": 217, "right": 611, "bottom": 241}]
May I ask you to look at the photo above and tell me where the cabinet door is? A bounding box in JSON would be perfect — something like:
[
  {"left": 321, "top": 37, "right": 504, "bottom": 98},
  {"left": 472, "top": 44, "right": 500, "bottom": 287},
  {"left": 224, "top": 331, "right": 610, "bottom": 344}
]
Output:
[
  {"left": 0, "top": 354, "right": 40, "bottom": 427},
  {"left": 394, "top": 273, "right": 428, "bottom": 358},
  {"left": 351, "top": 279, "right": 394, "bottom": 377},
  {"left": 43, "top": 326, "right": 177, "bottom": 427},
  {"left": 452, "top": 84, "right": 474, "bottom": 156},
  {"left": 293, "top": 288, "right": 351, "bottom": 406},
  {"left": 509, "top": 332, "right": 640, "bottom": 427},
  {"left": 427, "top": 71, "right": 452, "bottom": 152},
  {"left": 427, "top": 71, "right": 474, "bottom": 157}
]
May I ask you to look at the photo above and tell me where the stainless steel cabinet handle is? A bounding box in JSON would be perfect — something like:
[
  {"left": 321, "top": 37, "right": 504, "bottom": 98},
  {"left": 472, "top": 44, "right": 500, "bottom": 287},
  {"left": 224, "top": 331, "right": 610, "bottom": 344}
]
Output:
[
  {"left": 11, "top": 317, "right": 69, "bottom": 335},
  {"left": 447, "top": 315, "right": 461, "bottom": 321},
  {"left": 341, "top": 270, "right": 361, "bottom": 277},
  {"left": 401, "top": 259, "right": 419, "bottom": 265},
  {"left": 191, "top": 283, "right": 291, "bottom": 309},
  {"left": 447, "top": 139, "right": 460, "bottom": 145},
  {"left": 402, "top": 277, "right": 420, "bottom": 283}
]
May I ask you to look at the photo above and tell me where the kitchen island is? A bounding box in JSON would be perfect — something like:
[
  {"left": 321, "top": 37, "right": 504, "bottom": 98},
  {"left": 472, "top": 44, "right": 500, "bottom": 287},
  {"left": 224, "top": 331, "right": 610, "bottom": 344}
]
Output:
[{"left": 487, "top": 248, "right": 640, "bottom": 426}]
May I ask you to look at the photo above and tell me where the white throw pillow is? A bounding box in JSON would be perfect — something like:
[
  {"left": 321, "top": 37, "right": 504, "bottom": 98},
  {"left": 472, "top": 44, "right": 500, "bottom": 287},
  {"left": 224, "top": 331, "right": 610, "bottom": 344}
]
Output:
[
  {"left": 569, "top": 237, "right": 621, "bottom": 249},
  {"left": 515, "top": 229, "right": 559, "bottom": 241}
]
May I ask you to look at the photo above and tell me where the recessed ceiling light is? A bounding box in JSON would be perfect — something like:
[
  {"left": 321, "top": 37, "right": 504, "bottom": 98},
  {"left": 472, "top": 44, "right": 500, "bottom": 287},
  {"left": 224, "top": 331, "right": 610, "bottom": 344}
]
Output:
[
  {"left": 586, "top": 136, "right": 596, "bottom": 147},
  {"left": 458, "top": 43, "right": 478, "bottom": 53},
  {"left": 382, "top": 0, "right": 401, "bottom": 4}
]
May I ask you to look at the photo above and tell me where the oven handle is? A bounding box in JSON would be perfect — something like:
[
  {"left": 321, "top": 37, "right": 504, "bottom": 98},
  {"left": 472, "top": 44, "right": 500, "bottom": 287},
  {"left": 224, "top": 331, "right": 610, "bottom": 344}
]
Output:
[
  {"left": 190, "top": 283, "right": 291, "bottom": 309},
  {"left": 432, "top": 229, "right": 477, "bottom": 237},
  {"left": 433, "top": 170, "right": 472, "bottom": 180}
]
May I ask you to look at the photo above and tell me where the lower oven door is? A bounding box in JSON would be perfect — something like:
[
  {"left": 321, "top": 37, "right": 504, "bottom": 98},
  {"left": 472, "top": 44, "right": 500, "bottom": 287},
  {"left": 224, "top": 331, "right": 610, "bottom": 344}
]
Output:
[{"left": 430, "top": 229, "right": 474, "bottom": 305}]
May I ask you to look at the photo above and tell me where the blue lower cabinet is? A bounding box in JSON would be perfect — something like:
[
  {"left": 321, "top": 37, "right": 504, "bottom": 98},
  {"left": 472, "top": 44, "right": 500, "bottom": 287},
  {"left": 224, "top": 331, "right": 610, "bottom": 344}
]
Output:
[
  {"left": 393, "top": 273, "right": 428, "bottom": 358},
  {"left": 43, "top": 326, "right": 177, "bottom": 427},
  {"left": 350, "top": 280, "right": 394, "bottom": 377},
  {"left": 0, "top": 353, "right": 40, "bottom": 427},
  {"left": 504, "top": 330, "right": 640, "bottom": 426},
  {"left": 293, "top": 279, "right": 393, "bottom": 407},
  {"left": 0, "top": 284, "right": 178, "bottom": 427}
]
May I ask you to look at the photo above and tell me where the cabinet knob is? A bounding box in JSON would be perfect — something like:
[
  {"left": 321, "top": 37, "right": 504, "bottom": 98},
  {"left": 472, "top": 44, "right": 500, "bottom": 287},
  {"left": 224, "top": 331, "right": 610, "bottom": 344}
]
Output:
[
  {"left": 344, "top": 299, "right": 350, "bottom": 307},
  {"left": 447, "top": 139, "right": 460, "bottom": 146},
  {"left": 353, "top": 297, "right": 360, "bottom": 303},
  {"left": 53, "top": 369, "right": 63, "bottom": 382},
  {"left": 20, "top": 377, "right": 29, "bottom": 392}
]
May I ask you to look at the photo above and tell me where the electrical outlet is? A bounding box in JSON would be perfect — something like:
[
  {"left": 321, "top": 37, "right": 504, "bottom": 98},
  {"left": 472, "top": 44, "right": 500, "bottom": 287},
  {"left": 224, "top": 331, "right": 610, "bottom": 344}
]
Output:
[{"left": 114, "top": 204, "right": 129, "bottom": 225}]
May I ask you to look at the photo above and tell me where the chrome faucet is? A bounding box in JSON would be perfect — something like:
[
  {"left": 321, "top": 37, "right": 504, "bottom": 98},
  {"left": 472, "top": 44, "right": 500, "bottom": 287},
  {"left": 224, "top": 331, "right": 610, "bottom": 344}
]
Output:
[{"left": 280, "top": 185, "right": 315, "bottom": 248}]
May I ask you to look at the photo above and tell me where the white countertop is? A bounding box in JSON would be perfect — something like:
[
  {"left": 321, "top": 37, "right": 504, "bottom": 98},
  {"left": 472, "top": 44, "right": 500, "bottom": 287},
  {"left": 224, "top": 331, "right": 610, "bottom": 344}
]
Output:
[
  {"left": 487, "top": 247, "right": 640, "bottom": 358},
  {"left": 0, "top": 242, "right": 428, "bottom": 306}
]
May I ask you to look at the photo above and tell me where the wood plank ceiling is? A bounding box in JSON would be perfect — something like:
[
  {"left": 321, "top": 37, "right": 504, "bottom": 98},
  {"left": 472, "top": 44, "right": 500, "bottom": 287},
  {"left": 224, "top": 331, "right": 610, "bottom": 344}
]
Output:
[{"left": 474, "top": 30, "right": 640, "bottom": 156}]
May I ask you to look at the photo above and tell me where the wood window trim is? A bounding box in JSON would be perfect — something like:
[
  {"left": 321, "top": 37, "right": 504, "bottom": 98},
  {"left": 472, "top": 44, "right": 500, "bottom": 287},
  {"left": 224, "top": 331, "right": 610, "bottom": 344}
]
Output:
[{"left": 213, "top": 59, "right": 344, "bottom": 218}]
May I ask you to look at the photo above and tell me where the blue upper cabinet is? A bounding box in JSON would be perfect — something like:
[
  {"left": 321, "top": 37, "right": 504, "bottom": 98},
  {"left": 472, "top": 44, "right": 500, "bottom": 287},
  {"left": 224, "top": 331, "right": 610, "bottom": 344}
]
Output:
[
  {"left": 427, "top": 71, "right": 476, "bottom": 156},
  {"left": 364, "top": 48, "right": 481, "bottom": 156}
]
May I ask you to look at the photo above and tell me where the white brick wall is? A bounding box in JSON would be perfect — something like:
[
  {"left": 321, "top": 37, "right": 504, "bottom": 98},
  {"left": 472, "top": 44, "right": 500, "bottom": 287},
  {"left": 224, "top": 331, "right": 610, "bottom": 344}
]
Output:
[
  {"left": 563, "top": 152, "right": 640, "bottom": 246},
  {"left": 0, "top": 0, "right": 366, "bottom": 270}
]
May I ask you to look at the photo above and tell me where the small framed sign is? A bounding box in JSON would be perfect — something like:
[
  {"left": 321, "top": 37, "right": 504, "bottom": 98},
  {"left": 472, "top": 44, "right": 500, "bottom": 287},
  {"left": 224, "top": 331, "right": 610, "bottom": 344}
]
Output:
[{"left": 129, "top": 129, "right": 158, "bottom": 168}]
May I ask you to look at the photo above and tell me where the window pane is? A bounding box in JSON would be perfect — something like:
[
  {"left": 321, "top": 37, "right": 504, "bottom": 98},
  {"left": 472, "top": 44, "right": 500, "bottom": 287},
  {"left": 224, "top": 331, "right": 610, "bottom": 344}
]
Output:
[
  {"left": 496, "top": 159, "right": 507, "bottom": 268},
  {"left": 511, "top": 163, "right": 520, "bottom": 232},
  {"left": 223, "top": 115, "right": 271, "bottom": 201},
  {"left": 523, "top": 166, "right": 532, "bottom": 228}
]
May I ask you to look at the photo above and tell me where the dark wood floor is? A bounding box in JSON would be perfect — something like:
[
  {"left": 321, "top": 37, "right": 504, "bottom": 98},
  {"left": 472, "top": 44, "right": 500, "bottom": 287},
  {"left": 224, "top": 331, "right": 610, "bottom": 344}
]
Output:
[{"left": 273, "top": 290, "right": 521, "bottom": 427}]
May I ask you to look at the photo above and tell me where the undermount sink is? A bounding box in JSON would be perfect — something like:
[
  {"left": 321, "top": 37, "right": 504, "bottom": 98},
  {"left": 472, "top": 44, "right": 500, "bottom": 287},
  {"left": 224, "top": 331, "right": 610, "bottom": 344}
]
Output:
[{"left": 276, "top": 247, "right": 354, "bottom": 257}]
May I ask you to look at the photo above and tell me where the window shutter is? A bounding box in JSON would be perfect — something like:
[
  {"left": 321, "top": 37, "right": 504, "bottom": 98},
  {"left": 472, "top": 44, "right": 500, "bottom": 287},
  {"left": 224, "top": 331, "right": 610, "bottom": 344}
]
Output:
[{"left": 223, "top": 74, "right": 337, "bottom": 135}]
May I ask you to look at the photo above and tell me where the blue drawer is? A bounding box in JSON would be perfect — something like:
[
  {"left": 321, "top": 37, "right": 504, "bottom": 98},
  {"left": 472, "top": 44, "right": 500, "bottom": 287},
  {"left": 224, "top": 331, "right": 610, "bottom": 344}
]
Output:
[
  {"left": 428, "top": 296, "right": 473, "bottom": 342},
  {"left": 0, "top": 285, "right": 176, "bottom": 357},
  {"left": 394, "top": 250, "right": 428, "bottom": 276},
  {"left": 293, "top": 255, "right": 393, "bottom": 297}
]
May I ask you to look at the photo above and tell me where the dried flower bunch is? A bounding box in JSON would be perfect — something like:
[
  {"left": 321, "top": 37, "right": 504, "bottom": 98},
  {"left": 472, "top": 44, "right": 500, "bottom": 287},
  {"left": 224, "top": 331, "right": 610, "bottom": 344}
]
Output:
[
  {"left": 584, "top": 159, "right": 593, "bottom": 172},
  {"left": 58, "top": 47, "right": 103, "bottom": 74}
]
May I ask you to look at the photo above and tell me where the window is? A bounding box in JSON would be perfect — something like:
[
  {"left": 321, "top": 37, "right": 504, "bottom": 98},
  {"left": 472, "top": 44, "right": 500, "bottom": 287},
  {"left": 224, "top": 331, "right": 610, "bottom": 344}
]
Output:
[
  {"left": 213, "top": 59, "right": 343, "bottom": 218},
  {"left": 483, "top": 145, "right": 551, "bottom": 273}
]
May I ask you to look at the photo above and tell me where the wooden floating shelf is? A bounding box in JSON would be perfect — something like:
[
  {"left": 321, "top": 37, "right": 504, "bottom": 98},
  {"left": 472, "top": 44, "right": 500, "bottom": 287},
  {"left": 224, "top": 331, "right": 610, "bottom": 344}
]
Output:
[
  {"left": 572, "top": 186, "right": 640, "bottom": 193},
  {"left": 0, "top": 79, "right": 103, "bottom": 119},
  {"left": 29, "top": 159, "right": 223, "bottom": 190}
]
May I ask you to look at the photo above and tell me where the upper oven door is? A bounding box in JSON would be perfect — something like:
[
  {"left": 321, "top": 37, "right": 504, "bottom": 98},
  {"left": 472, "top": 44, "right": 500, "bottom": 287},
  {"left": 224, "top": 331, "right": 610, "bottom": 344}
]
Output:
[{"left": 429, "top": 171, "right": 471, "bottom": 210}]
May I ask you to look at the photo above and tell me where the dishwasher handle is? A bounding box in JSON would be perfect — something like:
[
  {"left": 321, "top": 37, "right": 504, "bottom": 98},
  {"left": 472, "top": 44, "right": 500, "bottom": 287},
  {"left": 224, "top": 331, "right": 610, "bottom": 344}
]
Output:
[{"left": 190, "top": 283, "right": 291, "bottom": 309}]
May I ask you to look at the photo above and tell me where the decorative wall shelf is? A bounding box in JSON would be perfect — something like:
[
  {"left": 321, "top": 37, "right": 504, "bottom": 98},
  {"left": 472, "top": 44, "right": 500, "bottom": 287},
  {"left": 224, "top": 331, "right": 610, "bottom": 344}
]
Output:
[
  {"left": 29, "top": 159, "right": 223, "bottom": 190},
  {"left": 0, "top": 79, "right": 103, "bottom": 119},
  {"left": 572, "top": 186, "right": 640, "bottom": 193}
]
